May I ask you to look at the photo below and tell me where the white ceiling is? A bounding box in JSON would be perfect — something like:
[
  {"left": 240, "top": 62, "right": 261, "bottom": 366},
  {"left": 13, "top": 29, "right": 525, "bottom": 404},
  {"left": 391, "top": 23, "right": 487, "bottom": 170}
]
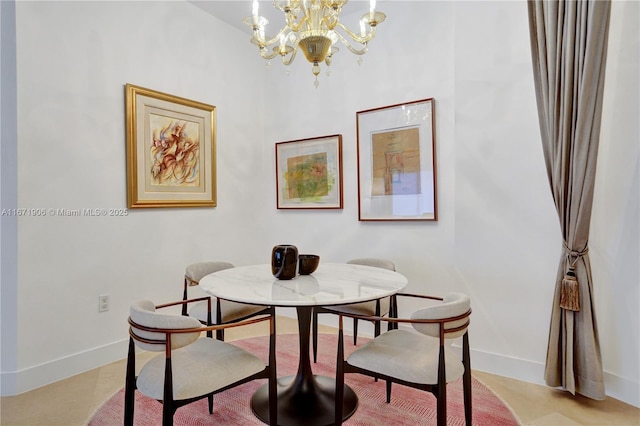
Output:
[{"left": 189, "top": 1, "right": 257, "bottom": 35}]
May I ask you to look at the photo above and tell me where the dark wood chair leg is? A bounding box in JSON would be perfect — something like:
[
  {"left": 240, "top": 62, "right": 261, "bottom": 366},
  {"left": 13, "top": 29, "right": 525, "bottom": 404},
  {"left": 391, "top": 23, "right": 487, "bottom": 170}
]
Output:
[
  {"left": 162, "top": 404, "right": 173, "bottom": 426},
  {"left": 208, "top": 395, "right": 214, "bottom": 414},
  {"left": 335, "top": 316, "right": 345, "bottom": 425},
  {"left": 181, "top": 278, "right": 188, "bottom": 316},
  {"left": 206, "top": 299, "right": 213, "bottom": 339},
  {"left": 352, "top": 318, "right": 358, "bottom": 345},
  {"left": 268, "top": 312, "right": 278, "bottom": 425},
  {"left": 162, "top": 357, "right": 174, "bottom": 426},
  {"left": 462, "top": 332, "right": 472, "bottom": 426},
  {"left": 215, "top": 299, "right": 224, "bottom": 341},
  {"left": 386, "top": 380, "right": 392, "bottom": 403},
  {"left": 124, "top": 338, "right": 136, "bottom": 426},
  {"left": 373, "top": 301, "right": 382, "bottom": 382},
  {"left": 312, "top": 308, "right": 319, "bottom": 363},
  {"left": 436, "top": 345, "right": 447, "bottom": 426},
  {"left": 388, "top": 295, "right": 398, "bottom": 331}
]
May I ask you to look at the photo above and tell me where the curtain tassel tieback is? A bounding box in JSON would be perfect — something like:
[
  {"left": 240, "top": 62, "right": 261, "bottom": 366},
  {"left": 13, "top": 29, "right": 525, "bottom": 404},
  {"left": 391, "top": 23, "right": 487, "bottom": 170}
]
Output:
[
  {"left": 560, "top": 266, "right": 580, "bottom": 311},
  {"left": 559, "top": 245, "right": 588, "bottom": 312}
]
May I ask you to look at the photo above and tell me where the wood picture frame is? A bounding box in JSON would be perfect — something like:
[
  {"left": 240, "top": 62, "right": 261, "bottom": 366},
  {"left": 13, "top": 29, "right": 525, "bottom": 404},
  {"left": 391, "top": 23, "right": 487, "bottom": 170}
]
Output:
[
  {"left": 275, "top": 134, "right": 343, "bottom": 209},
  {"left": 125, "top": 83, "right": 216, "bottom": 208},
  {"left": 356, "top": 98, "right": 437, "bottom": 221}
]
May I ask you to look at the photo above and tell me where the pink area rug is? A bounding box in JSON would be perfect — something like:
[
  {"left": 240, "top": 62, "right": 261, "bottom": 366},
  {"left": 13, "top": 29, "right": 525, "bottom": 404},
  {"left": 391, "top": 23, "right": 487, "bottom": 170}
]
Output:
[{"left": 88, "top": 333, "right": 520, "bottom": 425}]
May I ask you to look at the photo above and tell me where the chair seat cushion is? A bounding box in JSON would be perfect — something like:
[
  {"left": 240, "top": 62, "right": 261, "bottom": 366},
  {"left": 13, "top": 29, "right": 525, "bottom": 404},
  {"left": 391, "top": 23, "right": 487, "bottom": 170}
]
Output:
[
  {"left": 188, "top": 299, "right": 267, "bottom": 324},
  {"left": 137, "top": 337, "right": 266, "bottom": 401},
  {"left": 328, "top": 297, "right": 391, "bottom": 317},
  {"left": 346, "top": 329, "right": 464, "bottom": 385}
]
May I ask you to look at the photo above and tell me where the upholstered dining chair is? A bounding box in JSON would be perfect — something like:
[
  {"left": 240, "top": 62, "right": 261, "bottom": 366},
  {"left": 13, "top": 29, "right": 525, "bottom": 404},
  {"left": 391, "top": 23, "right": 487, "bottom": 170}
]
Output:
[
  {"left": 312, "top": 258, "right": 396, "bottom": 363},
  {"left": 182, "top": 261, "right": 269, "bottom": 340},
  {"left": 330, "top": 292, "right": 472, "bottom": 426},
  {"left": 125, "top": 297, "right": 277, "bottom": 426}
]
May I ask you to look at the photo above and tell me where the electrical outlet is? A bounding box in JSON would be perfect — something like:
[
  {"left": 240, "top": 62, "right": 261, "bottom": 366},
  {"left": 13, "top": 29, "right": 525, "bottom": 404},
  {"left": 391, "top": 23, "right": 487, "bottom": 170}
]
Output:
[{"left": 98, "top": 294, "right": 110, "bottom": 312}]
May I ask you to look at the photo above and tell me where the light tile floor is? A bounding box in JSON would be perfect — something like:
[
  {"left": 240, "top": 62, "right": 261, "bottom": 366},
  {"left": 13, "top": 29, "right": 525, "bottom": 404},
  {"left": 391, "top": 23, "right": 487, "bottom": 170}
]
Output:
[{"left": 1, "top": 317, "right": 638, "bottom": 425}]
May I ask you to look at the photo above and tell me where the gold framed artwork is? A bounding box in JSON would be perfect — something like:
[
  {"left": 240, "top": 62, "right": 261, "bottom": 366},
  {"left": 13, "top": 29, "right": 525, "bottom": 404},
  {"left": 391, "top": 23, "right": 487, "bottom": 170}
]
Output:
[
  {"left": 125, "top": 83, "right": 216, "bottom": 208},
  {"left": 356, "top": 98, "right": 437, "bottom": 221},
  {"left": 275, "top": 134, "right": 343, "bottom": 209}
]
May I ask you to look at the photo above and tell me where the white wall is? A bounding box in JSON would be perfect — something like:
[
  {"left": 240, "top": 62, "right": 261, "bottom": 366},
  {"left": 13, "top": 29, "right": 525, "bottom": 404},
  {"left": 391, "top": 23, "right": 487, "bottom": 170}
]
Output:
[
  {"left": 8, "top": 0, "right": 270, "bottom": 393},
  {"left": 2, "top": 0, "right": 638, "bottom": 408}
]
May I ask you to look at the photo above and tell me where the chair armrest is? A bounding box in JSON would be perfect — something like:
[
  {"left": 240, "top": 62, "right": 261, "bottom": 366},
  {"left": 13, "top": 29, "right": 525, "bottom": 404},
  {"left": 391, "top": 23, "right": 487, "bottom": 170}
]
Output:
[
  {"left": 156, "top": 296, "right": 210, "bottom": 310},
  {"left": 324, "top": 309, "right": 470, "bottom": 326},
  {"left": 323, "top": 293, "right": 469, "bottom": 326},
  {"left": 198, "top": 311, "right": 274, "bottom": 334},
  {"left": 128, "top": 307, "right": 275, "bottom": 336},
  {"left": 396, "top": 292, "right": 443, "bottom": 301}
]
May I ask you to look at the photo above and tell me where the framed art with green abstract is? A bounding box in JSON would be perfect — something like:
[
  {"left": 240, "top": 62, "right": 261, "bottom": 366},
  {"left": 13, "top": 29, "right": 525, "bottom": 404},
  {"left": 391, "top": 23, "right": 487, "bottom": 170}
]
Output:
[
  {"left": 125, "top": 83, "right": 216, "bottom": 208},
  {"left": 275, "top": 135, "right": 343, "bottom": 209},
  {"left": 356, "top": 98, "right": 437, "bottom": 221}
]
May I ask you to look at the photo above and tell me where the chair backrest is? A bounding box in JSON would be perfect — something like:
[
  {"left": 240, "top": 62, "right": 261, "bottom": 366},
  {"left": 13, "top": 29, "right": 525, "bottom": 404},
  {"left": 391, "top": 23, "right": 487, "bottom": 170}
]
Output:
[
  {"left": 185, "top": 261, "right": 235, "bottom": 285},
  {"left": 410, "top": 292, "right": 471, "bottom": 339},
  {"left": 129, "top": 300, "right": 203, "bottom": 352},
  {"left": 347, "top": 258, "right": 396, "bottom": 271}
]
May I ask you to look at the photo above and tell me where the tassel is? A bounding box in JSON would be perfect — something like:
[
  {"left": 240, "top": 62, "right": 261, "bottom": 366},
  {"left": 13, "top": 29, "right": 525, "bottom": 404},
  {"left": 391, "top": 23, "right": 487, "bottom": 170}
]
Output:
[{"left": 559, "top": 268, "right": 580, "bottom": 311}]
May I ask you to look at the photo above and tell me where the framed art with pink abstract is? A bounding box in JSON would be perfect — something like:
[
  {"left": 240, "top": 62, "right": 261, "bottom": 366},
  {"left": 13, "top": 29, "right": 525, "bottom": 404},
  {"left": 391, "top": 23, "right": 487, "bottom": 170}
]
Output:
[{"left": 125, "top": 83, "right": 216, "bottom": 208}]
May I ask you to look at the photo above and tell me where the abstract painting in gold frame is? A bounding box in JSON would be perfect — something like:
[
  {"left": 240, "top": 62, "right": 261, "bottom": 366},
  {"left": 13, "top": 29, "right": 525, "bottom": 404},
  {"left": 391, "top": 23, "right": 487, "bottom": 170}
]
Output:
[
  {"left": 125, "top": 83, "right": 216, "bottom": 208},
  {"left": 275, "top": 135, "right": 343, "bottom": 209},
  {"left": 356, "top": 98, "right": 437, "bottom": 221}
]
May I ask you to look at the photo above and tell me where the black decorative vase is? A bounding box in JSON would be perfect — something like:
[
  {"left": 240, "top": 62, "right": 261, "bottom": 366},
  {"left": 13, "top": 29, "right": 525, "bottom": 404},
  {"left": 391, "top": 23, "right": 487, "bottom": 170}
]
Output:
[{"left": 271, "top": 245, "right": 298, "bottom": 280}]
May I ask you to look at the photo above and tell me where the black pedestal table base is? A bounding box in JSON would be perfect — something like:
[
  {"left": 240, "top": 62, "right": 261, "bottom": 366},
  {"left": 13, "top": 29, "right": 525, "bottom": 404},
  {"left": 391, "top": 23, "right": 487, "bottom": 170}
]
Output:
[
  {"left": 251, "top": 375, "right": 357, "bottom": 425},
  {"left": 251, "top": 306, "right": 358, "bottom": 425}
]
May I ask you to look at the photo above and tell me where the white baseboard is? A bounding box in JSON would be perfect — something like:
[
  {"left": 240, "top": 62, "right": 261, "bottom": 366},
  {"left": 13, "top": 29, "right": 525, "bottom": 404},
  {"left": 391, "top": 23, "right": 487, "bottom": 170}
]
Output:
[
  {"left": 602, "top": 371, "right": 640, "bottom": 408},
  {"left": 1, "top": 339, "right": 129, "bottom": 396},
  {"left": 469, "top": 346, "right": 547, "bottom": 386},
  {"left": 469, "top": 346, "right": 639, "bottom": 408}
]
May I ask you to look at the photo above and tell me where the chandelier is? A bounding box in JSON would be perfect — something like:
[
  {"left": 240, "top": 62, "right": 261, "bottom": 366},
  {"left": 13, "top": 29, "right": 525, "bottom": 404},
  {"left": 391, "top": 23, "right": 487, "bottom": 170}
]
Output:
[{"left": 244, "top": 0, "right": 386, "bottom": 86}]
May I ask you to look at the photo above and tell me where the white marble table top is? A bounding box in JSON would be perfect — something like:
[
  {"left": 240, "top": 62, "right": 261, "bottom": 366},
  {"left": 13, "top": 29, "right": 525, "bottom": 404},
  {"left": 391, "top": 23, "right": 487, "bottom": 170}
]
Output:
[{"left": 199, "top": 263, "right": 408, "bottom": 307}]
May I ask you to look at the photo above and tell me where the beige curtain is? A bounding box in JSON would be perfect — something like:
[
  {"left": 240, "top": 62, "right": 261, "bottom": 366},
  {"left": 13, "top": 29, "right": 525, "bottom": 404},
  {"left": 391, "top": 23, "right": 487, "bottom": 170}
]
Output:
[{"left": 527, "top": 0, "right": 610, "bottom": 400}]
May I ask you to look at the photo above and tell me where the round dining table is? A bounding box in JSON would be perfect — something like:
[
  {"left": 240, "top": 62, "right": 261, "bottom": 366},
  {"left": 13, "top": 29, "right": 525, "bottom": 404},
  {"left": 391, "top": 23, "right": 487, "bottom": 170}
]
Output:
[{"left": 199, "top": 262, "right": 408, "bottom": 426}]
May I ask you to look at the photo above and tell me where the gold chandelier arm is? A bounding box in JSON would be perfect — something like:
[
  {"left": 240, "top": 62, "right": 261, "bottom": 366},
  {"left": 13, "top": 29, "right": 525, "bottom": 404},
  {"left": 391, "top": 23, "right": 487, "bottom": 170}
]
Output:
[
  {"left": 255, "top": 42, "right": 298, "bottom": 64},
  {"left": 334, "top": 21, "right": 377, "bottom": 44},
  {"left": 280, "top": 47, "right": 298, "bottom": 66},
  {"left": 321, "top": 11, "right": 339, "bottom": 30},
  {"left": 284, "top": 9, "right": 309, "bottom": 33},
  {"left": 258, "top": 46, "right": 280, "bottom": 60},
  {"left": 333, "top": 31, "right": 369, "bottom": 55},
  {"left": 253, "top": 26, "right": 292, "bottom": 48}
]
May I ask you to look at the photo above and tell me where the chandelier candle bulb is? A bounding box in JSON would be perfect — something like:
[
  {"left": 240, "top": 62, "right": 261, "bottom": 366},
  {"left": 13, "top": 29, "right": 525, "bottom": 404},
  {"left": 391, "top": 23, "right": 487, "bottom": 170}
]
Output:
[{"left": 252, "top": 0, "right": 259, "bottom": 24}]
